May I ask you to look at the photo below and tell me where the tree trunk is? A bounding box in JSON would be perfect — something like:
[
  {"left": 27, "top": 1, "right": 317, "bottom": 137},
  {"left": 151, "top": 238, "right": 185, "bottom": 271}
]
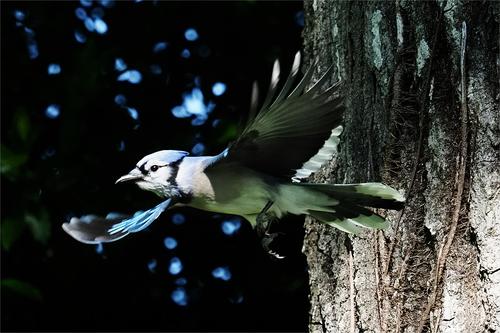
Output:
[{"left": 302, "top": 1, "right": 499, "bottom": 332}]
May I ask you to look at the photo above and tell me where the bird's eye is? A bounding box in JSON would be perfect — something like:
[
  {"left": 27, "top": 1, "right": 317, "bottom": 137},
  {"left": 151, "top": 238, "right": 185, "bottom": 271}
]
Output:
[{"left": 150, "top": 165, "right": 159, "bottom": 172}]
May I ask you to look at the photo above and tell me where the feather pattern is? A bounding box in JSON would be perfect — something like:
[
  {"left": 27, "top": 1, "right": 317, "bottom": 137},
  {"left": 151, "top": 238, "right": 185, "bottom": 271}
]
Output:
[
  {"left": 217, "top": 53, "right": 344, "bottom": 178},
  {"left": 61, "top": 199, "right": 172, "bottom": 244},
  {"left": 292, "top": 125, "right": 343, "bottom": 182}
]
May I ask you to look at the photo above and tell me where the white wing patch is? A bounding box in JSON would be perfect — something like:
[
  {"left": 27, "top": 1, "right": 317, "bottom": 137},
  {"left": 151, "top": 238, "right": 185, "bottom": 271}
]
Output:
[{"left": 292, "top": 125, "right": 343, "bottom": 182}]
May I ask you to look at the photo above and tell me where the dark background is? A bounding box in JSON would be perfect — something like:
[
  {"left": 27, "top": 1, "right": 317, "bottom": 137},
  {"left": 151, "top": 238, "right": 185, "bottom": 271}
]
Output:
[{"left": 1, "top": 1, "right": 310, "bottom": 332}]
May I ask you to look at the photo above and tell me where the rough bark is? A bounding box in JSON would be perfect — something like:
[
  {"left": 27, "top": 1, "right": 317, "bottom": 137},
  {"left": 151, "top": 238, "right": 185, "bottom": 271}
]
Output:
[{"left": 302, "top": 1, "right": 499, "bottom": 332}]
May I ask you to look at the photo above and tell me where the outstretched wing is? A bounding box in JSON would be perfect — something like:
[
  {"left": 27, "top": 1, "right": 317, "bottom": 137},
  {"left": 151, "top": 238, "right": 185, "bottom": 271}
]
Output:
[
  {"left": 62, "top": 199, "right": 172, "bottom": 244},
  {"left": 216, "top": 52, "right": 344, "bottom": 180}
]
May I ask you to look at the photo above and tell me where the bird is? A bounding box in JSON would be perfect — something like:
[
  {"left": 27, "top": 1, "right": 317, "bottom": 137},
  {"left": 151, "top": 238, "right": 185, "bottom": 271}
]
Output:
[{"left": 62, "top": 52, "right": 405, "bottom": 245}]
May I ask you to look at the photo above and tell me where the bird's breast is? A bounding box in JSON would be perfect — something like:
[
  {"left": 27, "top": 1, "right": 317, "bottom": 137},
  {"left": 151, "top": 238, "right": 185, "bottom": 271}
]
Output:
[{"left": 185, "top": 164, "right": 274, "bottom": 216}]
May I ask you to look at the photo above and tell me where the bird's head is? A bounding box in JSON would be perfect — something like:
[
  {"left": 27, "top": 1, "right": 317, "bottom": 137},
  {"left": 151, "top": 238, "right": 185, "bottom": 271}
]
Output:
[{"left": 116, "top": 150, "right": 189, "bottom": 197}]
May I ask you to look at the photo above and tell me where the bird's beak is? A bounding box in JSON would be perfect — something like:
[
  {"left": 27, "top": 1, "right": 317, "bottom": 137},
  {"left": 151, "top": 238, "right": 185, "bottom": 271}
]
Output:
[{"left": 115, "top": 168, "right": 143, "bottom": 184}]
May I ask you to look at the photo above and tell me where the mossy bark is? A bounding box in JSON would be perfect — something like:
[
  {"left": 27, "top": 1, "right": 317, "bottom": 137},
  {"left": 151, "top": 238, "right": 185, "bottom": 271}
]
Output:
[{"left": 302, "top": 1, "right": 499, "bottom": 332}]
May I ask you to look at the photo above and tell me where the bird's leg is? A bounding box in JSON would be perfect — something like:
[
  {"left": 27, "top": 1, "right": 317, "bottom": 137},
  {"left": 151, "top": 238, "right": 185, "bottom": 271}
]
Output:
[
  {"left": 255, "top": 200, "right": 274, "bottom": 238},
  {"left": 255, "top": 201, "right": 285, "bottom": 260}
]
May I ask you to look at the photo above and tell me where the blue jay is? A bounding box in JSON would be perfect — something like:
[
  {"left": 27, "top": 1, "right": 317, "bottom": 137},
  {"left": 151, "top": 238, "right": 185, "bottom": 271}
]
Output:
[{"left": 62, "top": 52, "right": 404, "bottom": 245}]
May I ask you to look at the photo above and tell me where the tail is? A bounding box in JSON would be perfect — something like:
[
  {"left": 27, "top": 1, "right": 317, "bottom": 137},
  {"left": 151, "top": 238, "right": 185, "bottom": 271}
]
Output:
[{"left": 299, "top": 182, "right": 405, "bottom": 234}]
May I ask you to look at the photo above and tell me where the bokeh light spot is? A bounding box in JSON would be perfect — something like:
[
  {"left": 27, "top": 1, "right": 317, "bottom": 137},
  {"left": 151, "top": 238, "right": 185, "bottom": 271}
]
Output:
[
  {"left": 75, "top": 7, "right": 87, "bottom": 20},
  {"left": 117, "top": 70, "right": 142, "bottom": 84},
  {"left": 95, "top": 243, "right": 104, "bottom": 254},
  {"left": 99, "top": 0, "right": 114, "bottom": 8},
  {"left": 94, "top": 18, "right": 108, "bottom": 34},
  {"left": 14, "top": 10, "right": 25, "bottom": 21},
  {"left": 221, "top": 219, "right": 241, "bottom": 236},
  {"left": 114, "top": 94, "right": 127, "bottom": 106},
  {"left": 191, "top": 143, "right": 205, "bottom": 156},
  {"left": 163, "top": 237, "right": 177, "bottom": 250},
  {"left": 84, "top": 17, "right": 95, "bottom": 32},
  {"left": 47, "top": 63, "right": 61, "bottom": 75},
  {"left": 171, "top": 106, "right": 190, "bottom": 118},
  {"left": 74, "top": 30, "right": 87, "bottom": 43},
  {"left": 126, "top": 107, "right": 139, "bottom": 120},
  {"left": 171, "top": 213, "right": 185, "bottom": 225},
  {"left": 212, "top": 82, "right": 227, "bottom": 96},
  {"left": 184, "top": 28, "right": 199, "bottom": 41},
  {"left": 181, "top": 49, "right": 191, "bottom": 58},
  {"left": 118, "top": 140, "right": 125, "bottom": 151},
  {"left": 171, "top": 287, "right": 187, "bottom": 306},
  {"left": 153, "top": 41, "right": 168, "bottom": 53},
  {"left": 80, "top": 0, "right": 92, "bottom": 7},
  {"left": 212, "top": 266, "right": 232, "bottom": 281},
  {"left": 168, "top": 257, "right": 183, "bottom": 275},
  {"left": 171, "top": 88, "right": 215, "bottom": 125},
  {"left": 147, "top": 259, "right": 157, "bottom": 273},
  {"left": 114, "top": 58, "right": 127, "bottom": 71},
  {"left": 45, "top": 104, "right": 60, "bottom": 119},
  {"left": 175, "top": 277, "right": 187, "bottom": 286}
]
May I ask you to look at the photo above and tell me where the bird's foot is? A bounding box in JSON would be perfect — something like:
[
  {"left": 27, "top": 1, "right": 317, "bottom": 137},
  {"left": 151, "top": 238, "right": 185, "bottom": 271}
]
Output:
[
  {"left": 261, "top": 232, "right": 286, "bottom": 260},
  {"left": 255, "top": 201, "right": 286, "bottom": 259}
]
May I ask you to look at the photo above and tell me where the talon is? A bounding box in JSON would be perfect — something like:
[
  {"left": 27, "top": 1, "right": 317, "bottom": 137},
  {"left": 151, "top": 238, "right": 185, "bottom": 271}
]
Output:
[
  {"left": 268, "top": 250, "right": 286, "bottom": 260},
  {"left": 261, "top": 232, "right": 286, "bottom": 260}
]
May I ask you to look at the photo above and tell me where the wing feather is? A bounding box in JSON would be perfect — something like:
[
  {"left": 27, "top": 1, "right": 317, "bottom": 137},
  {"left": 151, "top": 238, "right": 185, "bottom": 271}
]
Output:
[{"left": 216, "top": 53, "right": 344, "bottom": 178}]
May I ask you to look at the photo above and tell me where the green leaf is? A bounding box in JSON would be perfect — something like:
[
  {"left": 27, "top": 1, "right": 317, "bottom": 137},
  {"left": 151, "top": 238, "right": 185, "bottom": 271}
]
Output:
[
  {"left": 15, "top": 109, "right": 31, "bottom": 142},
  {"left": 1, "top": 218, "right": 26, "bottom": 251},
  {"left": 25, "top": 210, "right": 51, "bottom": 245},
  {"left": 0, "top": 145, "right": 28, "bottom": 175},
  {"left": 1, "top": 279, "right": 43, "bottom": 301}
]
